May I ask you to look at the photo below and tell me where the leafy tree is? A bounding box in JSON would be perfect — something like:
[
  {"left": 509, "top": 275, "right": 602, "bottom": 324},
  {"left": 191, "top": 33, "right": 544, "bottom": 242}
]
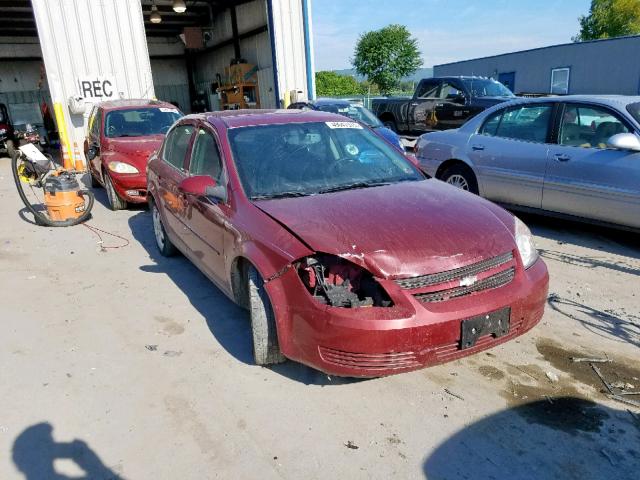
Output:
[
  {"left": 574, "top": 0, "right": 640, "bottom": 41},
  {"left": 352, "top": 24, "right": 422, "bottom": 95},
  {"left": 315, "top": 71, "right": 364, "bottom": 96}
]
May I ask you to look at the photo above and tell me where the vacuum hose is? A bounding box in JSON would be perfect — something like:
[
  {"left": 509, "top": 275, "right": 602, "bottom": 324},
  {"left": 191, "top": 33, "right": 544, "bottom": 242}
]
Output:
[{"left": 11, "top": 150, "right": 94, "bottom": 227}]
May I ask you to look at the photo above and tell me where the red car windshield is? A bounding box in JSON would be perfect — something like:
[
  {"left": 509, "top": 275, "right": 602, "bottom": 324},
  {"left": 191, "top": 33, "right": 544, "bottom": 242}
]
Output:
[
  {"left": 228, "top": 121, "right": 423, "bottom": 200},
  {"left": 104, "top": 107, "right": 182, "bottom": 138}
]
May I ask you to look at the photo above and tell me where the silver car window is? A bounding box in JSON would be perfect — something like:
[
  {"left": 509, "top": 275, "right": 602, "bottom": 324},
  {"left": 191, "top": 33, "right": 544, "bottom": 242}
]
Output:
[
  {"left": 559, "top": 104, "right": 629, "bottom": 149},
  {"left": 494, "top": 104, "right": 553, "bottom": 143}
]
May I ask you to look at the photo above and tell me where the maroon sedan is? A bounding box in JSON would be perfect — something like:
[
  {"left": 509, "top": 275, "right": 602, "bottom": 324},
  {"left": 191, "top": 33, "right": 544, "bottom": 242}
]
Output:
[
  {"left": 85, "top": 99, "right": 182, "bottom": 210},
  {"left": 147, "top": 110, "right": 548, "bottom": 377}
]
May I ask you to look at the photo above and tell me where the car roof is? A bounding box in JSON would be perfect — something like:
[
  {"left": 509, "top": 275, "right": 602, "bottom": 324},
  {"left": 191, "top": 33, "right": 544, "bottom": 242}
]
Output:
[
  {"left": 492, "top": 94, "right": 640, "bottom": 109},
  {"left": 201, "top": 109, "right": 354, "bottom": 128},
  {"left": 312, "top": 98, "right": 355, "bottom": 106},
  {"left": 98, "top": 99, "right": 176, "bottom": 111}
]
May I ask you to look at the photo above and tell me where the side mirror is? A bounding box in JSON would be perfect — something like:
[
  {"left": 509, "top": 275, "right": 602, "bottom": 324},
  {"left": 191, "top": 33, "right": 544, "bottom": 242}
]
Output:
[
  {"left": 449, "top": 93, "right": 466, "bottom": 104},
  {"left": 86, "top": 146, "right": 98, "bottom": 161},
  {"left": 607, "top": 133, "right": 640, "bottom": 152},
  {"left": 178, "top": 175, "right": 226, "bottom": 202}
]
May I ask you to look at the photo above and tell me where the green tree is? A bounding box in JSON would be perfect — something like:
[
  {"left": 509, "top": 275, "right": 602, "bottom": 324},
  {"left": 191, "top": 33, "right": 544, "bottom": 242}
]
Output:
[
  {"left": 574, "top": 0, "right": 640, "bottom": 41},
  {"left": 315, "top": 71, "right": 363, "bottom": 96},
  {"left": 351, "top": 24, "right": 422, "bottom": 95}
]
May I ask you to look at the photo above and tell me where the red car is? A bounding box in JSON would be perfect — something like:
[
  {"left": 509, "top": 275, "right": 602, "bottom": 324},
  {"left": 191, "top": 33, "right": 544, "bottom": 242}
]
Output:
[
  {"left": 147, "top": 110, "right": 549, "bottom": 377},
  {"left": 85, "top": 99, "right": 182, "bottom": 210}
]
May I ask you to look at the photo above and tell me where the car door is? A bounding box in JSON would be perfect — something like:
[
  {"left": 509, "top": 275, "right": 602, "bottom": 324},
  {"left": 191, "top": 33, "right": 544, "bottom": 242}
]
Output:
[
  {"left": 543, "top": 102, "right": 640, "bottom": 228},
  {"left": 409, "top": 79, "right": 441, "bottom": 132},
  {"left": 467, "top": 102, "right": 556, "bottom": 208},
  {"left": 434, "top": 80, "right": 470, "bottom": 130},
  {"left": 86, "top": 106, "right": 103, "bottom": 179},
  {"left": 155, "top": 122, "right": 195, "bottom": 238},
  {"left": 179, "top": 125, "right": 228, "bottom": 283}
]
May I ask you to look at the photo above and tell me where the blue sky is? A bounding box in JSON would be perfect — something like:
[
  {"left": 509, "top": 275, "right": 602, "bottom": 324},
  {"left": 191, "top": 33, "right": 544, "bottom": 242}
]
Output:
[{"left": 311, "top": 0, "right": 591, "bottom": 70}]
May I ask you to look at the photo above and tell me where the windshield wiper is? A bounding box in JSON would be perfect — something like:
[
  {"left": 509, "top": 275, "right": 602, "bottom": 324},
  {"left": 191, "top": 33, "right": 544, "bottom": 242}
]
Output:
[
  {"left": 318, "top": 181, "right": 391, "bottom": 194},
  {"left": 251, "top": 191, "right": 312, "bottom": 200}
]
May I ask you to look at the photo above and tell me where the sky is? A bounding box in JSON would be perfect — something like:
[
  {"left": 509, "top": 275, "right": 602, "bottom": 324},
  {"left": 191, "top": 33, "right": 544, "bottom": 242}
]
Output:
[{"left": 311, "top": 0, "right": 591, "bottom": 71}]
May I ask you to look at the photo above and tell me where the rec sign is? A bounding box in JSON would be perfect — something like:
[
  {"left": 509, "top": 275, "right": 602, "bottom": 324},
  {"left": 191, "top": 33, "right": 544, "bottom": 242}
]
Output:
[{"left": 77, "top": 76, "right": 117, "bottom": 100}]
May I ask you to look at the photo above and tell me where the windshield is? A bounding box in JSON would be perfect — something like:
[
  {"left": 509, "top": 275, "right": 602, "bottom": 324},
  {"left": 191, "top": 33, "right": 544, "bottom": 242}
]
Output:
[
  {"left": 228, "top": 121, "right": 422, "bottom": 200},
  {"left": 317, "top": 103, "right": 383, "bottom": 128},
  {"left": 627, "top": 102, "right": 640, "bottom": 125},
  {"left": 104, "top": 107, "right": 182, "bottom": 138},
  {"left": 461, "top": 79, "right": 515, "bottom": 98}
]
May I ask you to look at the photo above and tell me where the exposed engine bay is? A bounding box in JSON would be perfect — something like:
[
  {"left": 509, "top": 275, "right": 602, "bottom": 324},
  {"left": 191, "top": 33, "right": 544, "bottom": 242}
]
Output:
[{"left": 297, "top": 254, "right": 392, "bottom": 308}]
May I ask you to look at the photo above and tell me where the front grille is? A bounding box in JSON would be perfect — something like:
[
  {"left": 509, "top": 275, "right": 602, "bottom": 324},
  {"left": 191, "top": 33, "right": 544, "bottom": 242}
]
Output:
[
  {"left": 319, "top": 346, "right": 420, "bottom": 370},
  {"left": 413, "top": 267, "right": 515, "bottom": 303},
  {"left": 395, "top": 252, "right": 514, "bottom": 290}
]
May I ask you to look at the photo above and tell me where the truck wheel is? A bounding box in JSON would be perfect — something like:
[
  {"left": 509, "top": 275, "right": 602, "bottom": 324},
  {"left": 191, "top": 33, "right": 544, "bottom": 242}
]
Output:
[
  {"left": 151, "top": 199, "right": 177, "bottom": 257},
  {"left": 441, "top": 164, "right": 479, "bottom": 195},
  {"left": 104, "top": 170, "right": 127, "bottom": 210},
  {"left": 247, "top": 266, "right": 286, "bottom": 366},
  {"left": 383, "top": 119, "right": 398, "bottom": 133}
]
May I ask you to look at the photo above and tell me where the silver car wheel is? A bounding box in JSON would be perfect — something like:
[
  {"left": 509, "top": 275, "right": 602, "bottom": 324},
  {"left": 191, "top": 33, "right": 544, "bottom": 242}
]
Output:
[
  {"left": 446, "top": 174, "right": 470, "bottom": 191},
  {"left": 152, "top": 204, "right": 165, "bottom": 250}
]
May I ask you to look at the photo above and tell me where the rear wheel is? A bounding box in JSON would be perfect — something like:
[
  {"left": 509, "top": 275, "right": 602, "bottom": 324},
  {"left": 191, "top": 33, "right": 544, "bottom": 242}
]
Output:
[
  {"left": 103, "top": 170, "right": 127, "bottom": 210},
  {"left": 441, "top": 163, "right": 479, "bottom": 195},
  {"left": 382, "top": 119, "right": 398, "bottom": 132},
  {"left": 6, "top": 139, "right": 15, "bottom": 158},
  {"left": 247, "top": 266, "right": 286, "bottom": 366},
  {"left": 151, "top": 199, "right": 176, "bottom": 257}
]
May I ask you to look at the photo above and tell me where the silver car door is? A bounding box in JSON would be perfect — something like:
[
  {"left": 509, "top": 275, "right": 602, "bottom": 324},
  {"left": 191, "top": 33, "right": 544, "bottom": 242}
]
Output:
[
  {"left": 543, "top": 103, "right": 640, "bottom": 228},
  {"left": 469, "top": 103, "right": 554, "bottom": 208}
]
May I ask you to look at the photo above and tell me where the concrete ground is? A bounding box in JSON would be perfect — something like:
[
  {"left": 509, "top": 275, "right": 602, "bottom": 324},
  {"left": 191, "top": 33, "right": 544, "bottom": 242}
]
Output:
[{"left": 0, "top": 156, "right": 638, "bottom": 479}]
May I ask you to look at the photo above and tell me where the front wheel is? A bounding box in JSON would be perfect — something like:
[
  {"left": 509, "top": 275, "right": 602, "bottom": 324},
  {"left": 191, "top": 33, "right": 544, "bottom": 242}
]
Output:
[
  {"left": 151, "top": 199, "right": 176, "bottom": 257},
  {"left": 247, "top": 266, "right": 286, "bottom": 366},
  {"left": 441, "top": 164, "right": 479, "bottom": 195},
  {"left": 103, "top": 170, "right": 127, "bottom": 210}
]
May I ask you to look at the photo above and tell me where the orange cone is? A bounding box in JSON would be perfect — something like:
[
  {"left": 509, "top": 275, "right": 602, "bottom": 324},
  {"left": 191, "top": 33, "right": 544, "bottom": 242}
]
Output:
[
  {"left": 73, "top": 141, "right": 84, "bottom": 172},
  {"left": 62, "top": 144, "right": 72, "bottom": 170}
]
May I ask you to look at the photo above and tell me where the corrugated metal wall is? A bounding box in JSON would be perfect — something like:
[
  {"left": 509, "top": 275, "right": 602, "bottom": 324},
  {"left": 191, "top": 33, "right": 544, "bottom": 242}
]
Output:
[
  {"left": 31, "top": 0, "right": 155, "bottom": 162},
  {"left": 434, "top": 36, "right": 640, "bottom": 95}
]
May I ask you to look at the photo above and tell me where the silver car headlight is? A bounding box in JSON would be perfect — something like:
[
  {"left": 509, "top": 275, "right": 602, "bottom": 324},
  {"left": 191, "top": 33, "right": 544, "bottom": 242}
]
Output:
[{"left": 514, "top": 216, "right": 538, "bottom": 269}]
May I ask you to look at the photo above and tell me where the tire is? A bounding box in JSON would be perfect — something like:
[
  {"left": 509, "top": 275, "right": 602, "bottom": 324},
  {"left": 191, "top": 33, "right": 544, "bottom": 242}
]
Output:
[
  {"left": 247, "top": 266, "right": 286, "bottom": 366},
  {"left": 103, "top": 170, "right": 127, "bottom": 210},
  {"left": 382, "top": 119, "right": 398, "bottom": 133},
  {"left": 6, "top": 139, "right": 15, "bottom": 158},
  {"left": 441, "top": 163, "right": 479, "bottom": 195},
  {"left": 151, "top": 199, "right": 176, "bottom": 257}
]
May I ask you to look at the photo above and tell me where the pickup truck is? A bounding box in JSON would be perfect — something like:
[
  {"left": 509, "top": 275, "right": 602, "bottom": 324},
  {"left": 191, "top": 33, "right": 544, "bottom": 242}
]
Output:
[{"left": 371, "top": 76, "right": 515, "bottom": 134}]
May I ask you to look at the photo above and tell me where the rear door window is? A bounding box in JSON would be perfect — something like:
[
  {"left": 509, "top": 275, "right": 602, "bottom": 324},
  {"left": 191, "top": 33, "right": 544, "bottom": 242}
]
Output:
[
  {"left": 163, "top": 124, "right": 194, "bottom": 170},
  {"left": 480, "top": 109, "right": 503, "bottom": 136},
  {"left": 559, "top": 104, "right": 630, "bottom": 149},
  {"left": 495, "top": 104, "right": 553, "bottom": 143}
]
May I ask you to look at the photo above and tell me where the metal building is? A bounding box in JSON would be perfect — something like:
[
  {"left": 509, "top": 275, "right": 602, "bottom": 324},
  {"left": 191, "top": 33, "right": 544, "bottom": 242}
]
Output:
[
  {"left": 434, "top": 35, "right": 640, "bottom": 97},
  {"left": 0, "top": 0, "right": 315, "bottom": 167}
]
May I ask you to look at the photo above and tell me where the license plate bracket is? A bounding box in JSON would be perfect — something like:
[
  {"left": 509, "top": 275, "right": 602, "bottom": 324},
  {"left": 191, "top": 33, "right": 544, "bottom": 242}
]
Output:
[{"left": 460, "top": 307, "right": 511, "bottom": 349}]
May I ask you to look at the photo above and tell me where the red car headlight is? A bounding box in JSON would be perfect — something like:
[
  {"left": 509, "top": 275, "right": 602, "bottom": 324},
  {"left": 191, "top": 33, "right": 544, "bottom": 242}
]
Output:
[{"left": 297, "top": 254, "right": 393, "bottom": 308}]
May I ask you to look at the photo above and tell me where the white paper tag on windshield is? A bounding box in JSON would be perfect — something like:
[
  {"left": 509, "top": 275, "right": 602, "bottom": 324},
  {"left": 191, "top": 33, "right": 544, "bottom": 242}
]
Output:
[
  {"left": 325, "top": 121, "right": 362, "bottom": 129},
  {"left": 159, "top": 107, "right": 179, "bottom": 113}
]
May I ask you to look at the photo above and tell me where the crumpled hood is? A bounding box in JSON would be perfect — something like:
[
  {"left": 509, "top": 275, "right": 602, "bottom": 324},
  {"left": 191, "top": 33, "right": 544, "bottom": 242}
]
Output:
[
  {"left": 255, "top": 180, "right": 516, "bottom": 279},
  {"left": 103, "top": 136, "right": 164, "bottom": 170}
]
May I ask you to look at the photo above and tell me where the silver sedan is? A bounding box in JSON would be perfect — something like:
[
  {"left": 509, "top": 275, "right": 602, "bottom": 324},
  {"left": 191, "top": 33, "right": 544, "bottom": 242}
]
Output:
[{"left": 416, "top": 95, "right": 640, "bottom": 230}]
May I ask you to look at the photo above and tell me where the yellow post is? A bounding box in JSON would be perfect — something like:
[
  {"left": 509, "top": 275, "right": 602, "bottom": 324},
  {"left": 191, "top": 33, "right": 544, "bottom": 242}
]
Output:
[{"left": 53, "top": 102, "right": 73, "bottom": 169}]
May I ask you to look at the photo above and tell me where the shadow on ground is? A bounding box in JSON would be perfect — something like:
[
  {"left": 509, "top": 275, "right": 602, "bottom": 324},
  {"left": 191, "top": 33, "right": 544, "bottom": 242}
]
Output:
[
  {"left": 423, "top": 397, "right": 640, "bottom": 480},
  {"left": 547, "top": 294, "right": 640, "bottom": 348},
  {"left": 128, "top": 210, "right": 362, "bottom": 386},
  {"left": 12, "top": 422, "right": 121, "bottom": 480}
]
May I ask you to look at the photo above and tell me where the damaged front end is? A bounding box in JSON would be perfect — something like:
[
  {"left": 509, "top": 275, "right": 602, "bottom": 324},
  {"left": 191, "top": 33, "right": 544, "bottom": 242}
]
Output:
[{"left": 297, "top": 254, "right": 393, "bottom": 308}]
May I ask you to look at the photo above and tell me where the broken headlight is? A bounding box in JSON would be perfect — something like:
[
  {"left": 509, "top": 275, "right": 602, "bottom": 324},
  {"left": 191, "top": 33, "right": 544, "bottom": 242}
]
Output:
[{"left": 297, "top": 254, "right": 393, "bottom": 308}]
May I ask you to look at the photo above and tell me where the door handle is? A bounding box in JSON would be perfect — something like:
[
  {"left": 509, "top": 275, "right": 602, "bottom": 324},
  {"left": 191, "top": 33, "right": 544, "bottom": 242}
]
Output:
[
  {"left": 554, "top": 153, "right": 570, "bottom": 162},
  {"left": 410, "top": 103, "right": 419, "bottom": 106},
  {"left": 471, "top": 144, "right": 485, "bottom": 151},
  {"left": 435, "top": 103, "right": 444, "bottom": 108}
]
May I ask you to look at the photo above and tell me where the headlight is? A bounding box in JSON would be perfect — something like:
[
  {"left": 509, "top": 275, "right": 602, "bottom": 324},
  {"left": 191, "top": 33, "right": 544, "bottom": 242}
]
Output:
[
  {"left": 514, "top": 216, "right": 538, "bottom": 269},
  {"left": 0, "top": 128, "right": 6, "bottom": 135},
  {"left": 108, "top": 161, "right": 139, "bottom": 174}
]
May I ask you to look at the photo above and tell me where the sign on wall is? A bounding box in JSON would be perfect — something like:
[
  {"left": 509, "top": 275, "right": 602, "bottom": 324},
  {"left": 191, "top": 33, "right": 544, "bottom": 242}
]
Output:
[{"left": 76, "top": 76, "right": 117, "bottom": 100}]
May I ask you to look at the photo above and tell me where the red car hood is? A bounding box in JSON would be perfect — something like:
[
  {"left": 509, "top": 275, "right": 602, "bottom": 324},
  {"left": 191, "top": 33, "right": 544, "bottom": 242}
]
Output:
[
  {"left": 255, "top": 180, "right": 516, "bottom": 279},
  {"left": 104, "top": 136, "right": 164, "bottom": 170}
]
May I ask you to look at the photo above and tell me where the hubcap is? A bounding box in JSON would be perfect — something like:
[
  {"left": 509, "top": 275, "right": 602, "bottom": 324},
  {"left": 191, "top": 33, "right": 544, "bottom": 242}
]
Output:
[
  {"left": 152, "top": 205, "right": 165, "bottom": 249},
  {"left": 105, "top": 174, "right": 115, "bottom": 205},
  {"left": 446, "top": 174, "right": 470, "bottom": 191}
]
